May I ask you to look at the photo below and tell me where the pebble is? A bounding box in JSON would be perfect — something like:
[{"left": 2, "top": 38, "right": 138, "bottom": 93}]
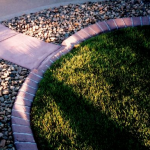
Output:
[
  {"left": 0, "top": 133, "right": 3, "bottom": 138},
  {"left": 0, "top": 60, "right": 29, "bottom": 150},
  {"left": 0, "top": 139, "right": 6, "bottom": 147},
  {"left": 2, "top": 89, "right": 9, "bottom": 95},
  {"left": 1, "top": 0, "right": 150, "bottom": 44}
]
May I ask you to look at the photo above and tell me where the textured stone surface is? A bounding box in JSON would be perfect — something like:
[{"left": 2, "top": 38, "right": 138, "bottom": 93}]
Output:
[
  {"left": 15, "top": 143, "right": 38, "bottom": 150},
  {"left": 17, "top": 91, "right": 35, "bottom": 100},
  {"left": 89, "top": 23, "right": 103, "bottom": 34},
  {"left": 132, "top": 16, "right": 142, "bottom": 26},
  {"left": 2, "top": 0, "right": 150, "bottom": 44},
  {"left": 114, "top": 18, "right": 126, "bottom": 28},
  {"left": 20, "top": 83, "right": 37, "bottom": 94},
  {"left": 11, "top": 117, "right": 30, "bottom": 126},
  {"left": 106, "top": 19, "right": 118, "bottom": 30},
  {"left": 97, "top": 21, "right": 110, "bottom": 32},
  {"left": 0, "top": 24, "right": 18, "bottom": 42},
  {"left": 0, "top": 59, "right": 29, "bottom": 150},
  {"left": 12, "top": 125, "right": 32, "bottom": 134},
  {"left": 142, "top": 16, "right": 150, "bottom": 25},
  {"left": 123, "top": 17, "right": 133, "bottom": 27},
  {"left": 13, "top": 104, "right": 31, "bottom": 113},
  {"left": 14, "top": 133, "right": 35, "bottom": 143},
  {"left": 11, "top": 110, "right": 30, "bottom": 120},
  {"left": 15, "top": 96, "right": 32, "bottom": 107}
]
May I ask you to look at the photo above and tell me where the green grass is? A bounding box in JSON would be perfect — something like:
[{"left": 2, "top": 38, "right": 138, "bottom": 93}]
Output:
[{"left": 31, "top": 26, "right": 150, "bottom": 150}]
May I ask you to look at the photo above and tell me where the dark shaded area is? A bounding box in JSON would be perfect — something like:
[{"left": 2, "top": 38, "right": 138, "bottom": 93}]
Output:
[
  {"left": 31, "top": 25, "right": 150, "bottom": 150},
  {"left": 143, "top": 0, "right": 150, "bottom": 3},
  {"left": 102, "top": 26, "right": 150, "bottom": 112},
  {"left": 32, "top": 76, "right": 149, "bottom": 150},
  {"left": 106, "top": 26, "right": 150, "bottom": 59}
]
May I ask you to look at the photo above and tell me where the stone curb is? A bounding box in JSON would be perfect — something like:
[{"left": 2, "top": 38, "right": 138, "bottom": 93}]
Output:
[{"left": 11, "top": 16, "right": 150, "bottom": 150}]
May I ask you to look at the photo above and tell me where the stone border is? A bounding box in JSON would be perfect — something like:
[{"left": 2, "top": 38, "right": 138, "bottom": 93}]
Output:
[{"left": 11, "top": 16, "right": 150, "bottom": 150}]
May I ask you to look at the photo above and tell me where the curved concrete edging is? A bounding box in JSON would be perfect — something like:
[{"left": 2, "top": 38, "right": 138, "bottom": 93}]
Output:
[{"left": 11, "top": 16, "right": 150, "bottom": 150}]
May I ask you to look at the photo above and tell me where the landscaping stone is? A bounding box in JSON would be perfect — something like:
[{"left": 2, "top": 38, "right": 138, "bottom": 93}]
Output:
[
  {"left": 0, "top": 59, "right": 29, "bottom": 150},
  {"left": 2, "top": 0, "right": 150, "bottom": 45}
]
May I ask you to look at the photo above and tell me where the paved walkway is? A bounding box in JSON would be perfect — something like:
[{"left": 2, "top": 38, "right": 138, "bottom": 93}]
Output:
[
  {"left": 0, "top": 24, "right": 61, "bottom": 70},
  {"left": 0, "top": 0, "right": 104, "bottom": 22}
]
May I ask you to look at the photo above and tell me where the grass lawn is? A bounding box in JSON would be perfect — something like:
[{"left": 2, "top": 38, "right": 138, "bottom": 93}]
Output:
[{"left": 31, "top": 26, "right": 150, "bottom": 150}]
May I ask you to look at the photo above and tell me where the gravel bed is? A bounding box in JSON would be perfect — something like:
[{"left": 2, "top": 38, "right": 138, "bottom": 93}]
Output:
[
  {"left": 0, "top": 0, "right": 150, "bottom": 150},
  {"left": 0, "top": 59, "right": 29, "bottom": 150},
  {"left": 1, "top": 0, "right": 150, "bottom": 44}
]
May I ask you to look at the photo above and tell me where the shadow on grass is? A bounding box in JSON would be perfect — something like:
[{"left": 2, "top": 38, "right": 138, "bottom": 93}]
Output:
[
  {"left": 32, "top": 26, "right": 150, "bottom": 150},
  {"left": 106, "top": 26, "right": 150, "bottom": 59},
  {"left": 33, "top": 75, "right": 149, "bottom": 150},
  {"left": 103, "top": 26, "right": 150, "bottom": 111}
]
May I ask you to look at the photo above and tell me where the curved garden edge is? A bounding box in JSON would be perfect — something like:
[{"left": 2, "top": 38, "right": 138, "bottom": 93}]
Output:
[{"left": 11, "top": 16, "right": 150, "bottom": 150}]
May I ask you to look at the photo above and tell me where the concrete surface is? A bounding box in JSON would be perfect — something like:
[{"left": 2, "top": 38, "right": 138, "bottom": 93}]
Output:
[
  {"left": 0, "top": 0, "right": 104, "bottom": 22},
  {"left": 0, "top": 24, "right": 61, "bottom": 70}
]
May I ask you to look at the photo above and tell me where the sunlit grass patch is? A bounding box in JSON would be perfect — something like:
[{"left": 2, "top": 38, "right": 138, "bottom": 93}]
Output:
[{"left": 31, "top": 26, "right": 150, "bottom": 150}]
